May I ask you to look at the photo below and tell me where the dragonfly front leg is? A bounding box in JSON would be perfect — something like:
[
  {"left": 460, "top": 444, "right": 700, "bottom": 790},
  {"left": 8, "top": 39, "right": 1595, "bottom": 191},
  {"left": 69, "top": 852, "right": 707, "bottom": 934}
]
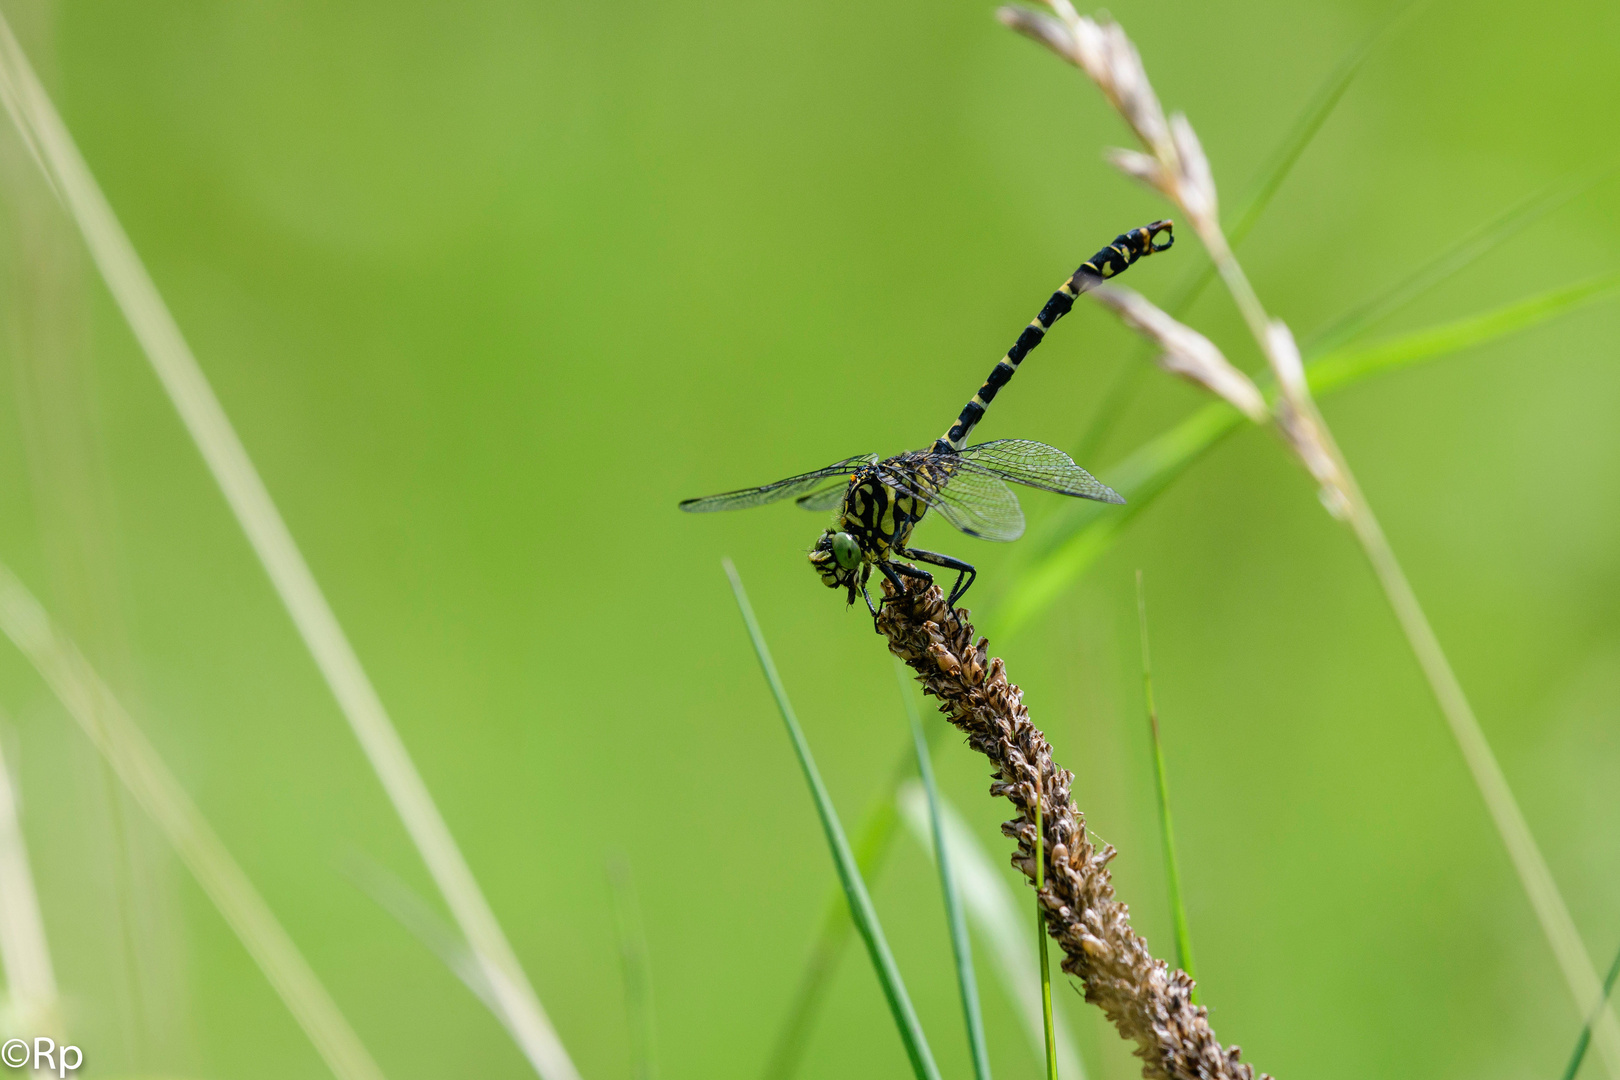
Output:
[{"left": 897, "top": 546, "right": 976, "bottom": 607}]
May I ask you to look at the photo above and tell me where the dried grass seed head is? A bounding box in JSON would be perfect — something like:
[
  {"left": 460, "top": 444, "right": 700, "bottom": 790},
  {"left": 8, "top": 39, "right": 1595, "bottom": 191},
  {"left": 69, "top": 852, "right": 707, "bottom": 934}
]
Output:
[{"left": 1089, "top": 285, "right": 1267, "bottom": 422}]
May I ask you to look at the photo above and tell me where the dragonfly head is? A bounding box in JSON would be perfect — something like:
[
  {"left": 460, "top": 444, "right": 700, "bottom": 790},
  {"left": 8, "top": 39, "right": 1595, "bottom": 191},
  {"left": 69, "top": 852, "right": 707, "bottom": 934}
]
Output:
[{"left": 809, "top": 530, "right": 863, "bottom": 601}]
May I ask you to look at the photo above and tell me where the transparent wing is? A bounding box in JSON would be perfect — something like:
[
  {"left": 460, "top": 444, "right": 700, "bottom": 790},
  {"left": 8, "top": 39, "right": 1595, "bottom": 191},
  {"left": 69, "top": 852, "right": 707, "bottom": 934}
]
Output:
[
  {"left": 678, "top": 455, "right": 874, "bottom": 513},
  {"left": 956, "top": 439, "right": 1124, "bottom": 504},
  {"left": 794, "top": 485, "right": 848, "bottom": 512},
  {"left": 887, "top": 461, "right": 1025, "bottom": 542}
]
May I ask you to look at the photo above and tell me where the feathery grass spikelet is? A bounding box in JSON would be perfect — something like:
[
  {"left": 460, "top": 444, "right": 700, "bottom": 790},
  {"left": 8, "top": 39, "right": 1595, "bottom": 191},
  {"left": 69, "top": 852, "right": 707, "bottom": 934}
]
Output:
[{"left": 1088, "top": 285, "right": 1267, "bottom": 422}]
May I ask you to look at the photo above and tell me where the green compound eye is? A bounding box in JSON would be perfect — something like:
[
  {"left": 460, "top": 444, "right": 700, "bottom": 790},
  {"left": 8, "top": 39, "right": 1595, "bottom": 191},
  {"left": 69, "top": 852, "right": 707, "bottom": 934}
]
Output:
[{"left": 831, "top": 532, "right": 860, "bottom": 570}]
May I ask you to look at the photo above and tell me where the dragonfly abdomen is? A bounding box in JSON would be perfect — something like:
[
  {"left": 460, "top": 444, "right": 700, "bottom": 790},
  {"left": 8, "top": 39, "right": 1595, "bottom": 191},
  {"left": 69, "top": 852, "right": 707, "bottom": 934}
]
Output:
[{"left": 937, "top": 220, "right": 1174, "bottom": 453}]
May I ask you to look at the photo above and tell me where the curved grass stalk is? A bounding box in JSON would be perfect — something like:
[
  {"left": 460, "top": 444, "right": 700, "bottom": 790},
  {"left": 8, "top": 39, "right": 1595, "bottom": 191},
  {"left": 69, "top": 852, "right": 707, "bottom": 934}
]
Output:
[
  {"left": 725, "top": 561, "right": 941, "bottom": 1080},
  {"left": 1073, "top": 0, "right": 1407, "bottom": 462},
  {"left": 0, "top": 561, "right": 385, "bottom": 1080},
  {"left": 0, "top": 17, "right": 579, "bottom": 1080},
  {"left": 897, "top": 664, "right": 992, "bottom": 1080}
]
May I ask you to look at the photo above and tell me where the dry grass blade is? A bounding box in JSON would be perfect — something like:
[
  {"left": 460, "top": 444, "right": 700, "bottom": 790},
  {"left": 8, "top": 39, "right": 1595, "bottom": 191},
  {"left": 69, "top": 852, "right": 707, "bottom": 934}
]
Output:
[
  {"left": 0, "top": 17, "right": 579, "bottom": 1080},
  {"left": 897, "top": 782, "right": 1088, "bottom": 1080},
  {"left": 0, "top": 718, "right": 58, "bottom": 1036},
  {"left": 1089, "top": 285, "right": 1266, "bottom": 422},
  {"left": 724, "top": 560, "right": 942, "bottom": 1080},
  {"left": 0, "top": 561, "right": 386, "bottom": 1080}
]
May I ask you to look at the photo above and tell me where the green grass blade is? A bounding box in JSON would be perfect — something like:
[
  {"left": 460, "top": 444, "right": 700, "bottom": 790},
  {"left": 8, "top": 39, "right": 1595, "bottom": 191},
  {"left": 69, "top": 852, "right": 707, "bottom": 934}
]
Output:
[
  {"left": 1224, "top": 0, "right": 1425, "bottom": 248},
  {"left": 896, "top": 663, "right": 993, "bottom": 1080},
  {"left": 1305, "top": 169, "right": 1607, "bottom": 355},
  {"left": 607, "top": 857, "right": 659, "bottom": 1080},
  {"left": 994, "top": 274, "right": 1620, "bottom": 636},
  {"left": 1135, "top": 573, "right": 1198, "bottom": 1001},
  {"left": 723, "top": 560, "right": 942, "bottom": 1080},
  {"left": 760, "top": 720, "right": 947, "bottom": 1080},
  {"left": 1035, "top": 794, "right": 1058, "bottom": 1080},
  {"left": 897, "top": 783, "right": 1088, "bottom": 1079},
  {"left": 1309, "top": 272, "right": 1620, "bottom": 395},
  {"left": 1562, "top": 940, "right": 1620, "bottom": 1080}
]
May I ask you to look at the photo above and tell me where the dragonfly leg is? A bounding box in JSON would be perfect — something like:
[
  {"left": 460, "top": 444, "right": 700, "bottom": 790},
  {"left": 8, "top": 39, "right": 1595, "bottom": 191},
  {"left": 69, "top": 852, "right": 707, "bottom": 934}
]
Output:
[
  {"left": 857, "top": 565, "right": 881, "bottom": 622},
  {"left": 898, "top": 547, "right": 976, "bottom": 608}
]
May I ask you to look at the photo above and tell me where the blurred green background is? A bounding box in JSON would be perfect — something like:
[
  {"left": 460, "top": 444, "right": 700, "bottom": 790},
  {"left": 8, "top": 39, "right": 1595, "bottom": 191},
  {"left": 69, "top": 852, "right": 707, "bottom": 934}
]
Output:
[{"left": 0, "top": 0, "right": 1616, "bottom": 1077}]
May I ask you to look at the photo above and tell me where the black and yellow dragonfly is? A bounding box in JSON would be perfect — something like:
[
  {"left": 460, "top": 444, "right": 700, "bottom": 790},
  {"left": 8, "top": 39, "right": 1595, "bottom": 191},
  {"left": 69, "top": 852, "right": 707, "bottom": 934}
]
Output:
[{"left": 681, "top": 220, "right": 1173, "bottom": 616}]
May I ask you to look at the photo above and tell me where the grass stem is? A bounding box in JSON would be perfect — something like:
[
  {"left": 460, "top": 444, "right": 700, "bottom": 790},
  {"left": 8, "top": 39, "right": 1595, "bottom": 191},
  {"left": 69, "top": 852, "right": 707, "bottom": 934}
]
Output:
[
  {"left": 724, "top": 560, "right": 941, "bottom": 1080},
  {"left": 1134, "top": 572, "right": 1197, "bottom": 1001},
  {"left": 0, "top": 16, "right": 579, "bottom": 1079},
  {"left": 0, "top": 561, "right": 386, "bottom": 1080},
  {"left": 1035, "top": 790, "right": 1058, "bottom": 1080},
  {"left": 1562, "top": 941, "right": 1620, "bottom": 1080},
  {"left": 897, "top": 662, "right": 992, "bottom": 1080}
]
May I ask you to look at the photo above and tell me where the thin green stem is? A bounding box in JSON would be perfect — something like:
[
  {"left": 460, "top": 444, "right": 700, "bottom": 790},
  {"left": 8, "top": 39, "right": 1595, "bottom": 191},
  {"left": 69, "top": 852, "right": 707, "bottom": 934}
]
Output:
[
  {"left": 1135, "top": 572, "right": 1197, "bottom": 1002},
  {"left": 607, "top": 857, "right": 658, "bottom": 1080},
  {"left": 1035, "top": 789, "right": 1057, "bottom": 1080},
  {"left": 1562, "top": 941, "right": 1620, "bottom": 1080},
  {"left": 724, "top": 560, "right": 942, "bottom": 1080},
  {"left": 897, "top": 662, "right": 992, "bottom": 1080}
]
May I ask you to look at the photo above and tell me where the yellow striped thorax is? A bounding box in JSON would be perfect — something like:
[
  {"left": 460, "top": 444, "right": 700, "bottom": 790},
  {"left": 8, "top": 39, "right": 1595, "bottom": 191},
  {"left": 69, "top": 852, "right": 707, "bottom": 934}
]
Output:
[{"left": 806, "top": 454, "right": 957, "bottom": 600}]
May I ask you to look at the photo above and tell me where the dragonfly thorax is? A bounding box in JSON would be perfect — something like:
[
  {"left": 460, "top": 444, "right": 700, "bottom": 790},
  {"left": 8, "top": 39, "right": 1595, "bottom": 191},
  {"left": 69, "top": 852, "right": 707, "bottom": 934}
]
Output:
[{"left": 807, "top": 466, "right": 934, "bottom": 604}]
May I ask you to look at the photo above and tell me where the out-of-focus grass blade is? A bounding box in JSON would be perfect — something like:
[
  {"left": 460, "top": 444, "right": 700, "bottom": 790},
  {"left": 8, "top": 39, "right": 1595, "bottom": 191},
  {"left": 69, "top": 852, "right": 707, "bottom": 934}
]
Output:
[
  {"left": 0, "top": 560, "right": 387, "bottom": 1080},
  {"left": 608, "top": 856, "right": 659, "bottom": 1080},
  {"left": 1562, "top": 940, "right": 1620, "bottom": 1080},
  {"left": 1305, "top": 169, "right": 1607, "bottom": 356},
  {"left": 0, "top": 19, "right": 578, "bottom": 1079},
  {"left": 1073, "top": 1, "right": 1410, "bottom": 462},
  {"left": 1225, "top": 0, "right": 1425, "bottom": 247},
  {"left": 723, "top": 560, "right": 942, "bottom": 1080},
  {"left": 1135, "top": 573, "right": 1197, "bottom": 1001},
  {"left": 1309, "top": 272, "right": 1620, "bottom": 394},
  {"left": 896, "top": 663, "right": 992, "bottom": 1080},
  {"left": 343, "top": 853, "right": 501, "bottom": 1017},
  {"left": 898, "top": 783, "right": 1087, "bottom": 1080},
  {"left": 996, "top": 274, "right": 1620, "bottom": 637},
  {"left": 0, "top": 715, "right": 58, "bottom": 1036}
]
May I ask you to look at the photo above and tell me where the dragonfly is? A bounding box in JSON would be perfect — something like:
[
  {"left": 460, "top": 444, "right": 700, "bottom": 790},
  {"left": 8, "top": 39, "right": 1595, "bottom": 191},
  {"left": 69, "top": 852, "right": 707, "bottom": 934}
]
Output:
[{"left": 681, "top": 220, "right": 1174, "bottom": 617}]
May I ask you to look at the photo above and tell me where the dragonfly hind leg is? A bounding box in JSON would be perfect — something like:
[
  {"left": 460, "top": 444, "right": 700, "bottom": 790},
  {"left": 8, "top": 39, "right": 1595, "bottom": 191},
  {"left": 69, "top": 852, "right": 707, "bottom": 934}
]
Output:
[{"left": 898, "top": 547, "right": 977, "bottom": 608}]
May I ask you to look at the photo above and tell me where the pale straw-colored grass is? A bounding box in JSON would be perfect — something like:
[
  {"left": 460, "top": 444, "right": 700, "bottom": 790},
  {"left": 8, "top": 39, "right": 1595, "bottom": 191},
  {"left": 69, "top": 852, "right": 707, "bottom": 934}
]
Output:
[
  {"left": 0, "top": 713, "right": 59, "bottom": 1038},
  {"left": 0, "top": 16, "right": 579, "bottom": 1080},
  {"left": 0, "top": 560, "right": 385, "bottom": 1080},
  {"left": 1000, "top": 5, "right": 1620, "bottom": 1074}
]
